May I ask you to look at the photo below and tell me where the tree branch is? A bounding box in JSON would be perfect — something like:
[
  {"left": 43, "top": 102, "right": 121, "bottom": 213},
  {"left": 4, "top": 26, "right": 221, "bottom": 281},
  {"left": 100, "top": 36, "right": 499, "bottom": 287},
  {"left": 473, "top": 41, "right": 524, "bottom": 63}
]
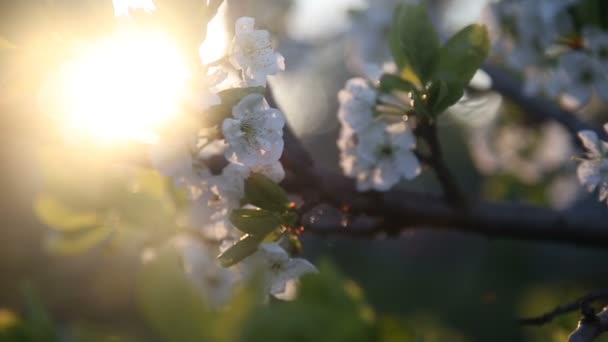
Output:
[
  {"left": 482, "top": 64, "right": 608, "bottom": 141},
  {"left": 519, "top": 289, "right": 608, "bottom": 325},
  {"left": 416, "top": 118, "right": 467, "bottom": 208},
  {"left": 267, "top": 83, "right": 608, "bottom": 248},
  {"left": 569, "top": 306, "right": 608, "bottom": 342}
]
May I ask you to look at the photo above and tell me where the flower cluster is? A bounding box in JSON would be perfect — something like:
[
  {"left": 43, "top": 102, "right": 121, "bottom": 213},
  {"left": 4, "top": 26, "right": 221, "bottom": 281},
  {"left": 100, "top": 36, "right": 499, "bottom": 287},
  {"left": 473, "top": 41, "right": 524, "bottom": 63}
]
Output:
[
  {"left": 337, "top": 78, "right": 420, "bottom": 191},
  {"left": 491, "top": 0, "right": 608, "bottom": 107},
  {"left": 148, "top": 16, "right": 314, "bottom": 305},
  {"left": 576, "top": 124, "right": 608, "bottom": 206}
]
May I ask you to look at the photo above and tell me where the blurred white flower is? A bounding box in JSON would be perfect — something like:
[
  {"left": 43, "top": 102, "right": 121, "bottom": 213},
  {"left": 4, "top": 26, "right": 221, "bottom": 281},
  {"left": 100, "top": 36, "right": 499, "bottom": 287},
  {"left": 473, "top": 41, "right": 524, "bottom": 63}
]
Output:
[
  {"left": 189, "top": 183, "right": 236, "bottom": 240},
  {"left": 469, "top": 121, "right": 573, "bottom": 183},
  {"left": 559, "top": 52, "right": 608, "bottom": 106},
  {"left": 175, "top": 236, "right": 238, "bottom": 307},
  {"left": 341, "top": 122, "right": 420, "bottom": 192},
  {"left": 251, "top": 243, "right": 317, "bottom": 295},
  {"left": 576, "top": 126, "right": 608, "bottom": 205},
  {"left": 229, "top": 17, "right": 285, "bottom": 86},
  {"left": 211, "top": 161, "right": 285, "bottom": 207},
  {"left": 223, "top": 93, "right": 285, "bottom": 167},
  {"left": 337, "top": 78, "right": 377, "bottom": 132}
]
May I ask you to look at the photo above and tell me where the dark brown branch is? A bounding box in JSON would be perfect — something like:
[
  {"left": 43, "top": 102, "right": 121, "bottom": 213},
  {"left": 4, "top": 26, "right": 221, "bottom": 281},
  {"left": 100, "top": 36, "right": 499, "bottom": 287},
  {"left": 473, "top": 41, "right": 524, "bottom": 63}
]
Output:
[
  {"left": 416, "top": 118, "right": 467, "bottom": 207},
  {"left": 569, "top": 306, "right": 608, "bottom": 342},
  {"left": 519, "top": 289, "right": 608, "bottom": 325},
  {"left": 292, "top": 175, "right": 608, "bottom": 247},
  {"left": 268, "top": 81, "right": 608, "bottom": 248},
  {"left": 482, "top": 64, "right": 608, "bottom": 142}
]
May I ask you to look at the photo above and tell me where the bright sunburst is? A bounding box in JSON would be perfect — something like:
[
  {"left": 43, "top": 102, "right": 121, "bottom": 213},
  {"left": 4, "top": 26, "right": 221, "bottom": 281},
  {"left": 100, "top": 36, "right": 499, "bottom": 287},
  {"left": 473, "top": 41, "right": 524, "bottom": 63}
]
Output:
[{"left": 59, "top": 29, "right": 191, "bottom": 143}]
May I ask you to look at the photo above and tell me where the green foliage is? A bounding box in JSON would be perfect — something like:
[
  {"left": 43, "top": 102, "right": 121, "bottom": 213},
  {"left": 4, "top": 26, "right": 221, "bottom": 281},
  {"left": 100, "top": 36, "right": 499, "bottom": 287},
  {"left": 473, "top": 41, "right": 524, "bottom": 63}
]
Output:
[
  {"left": 45, "top": 226, "right": 113, "bottom": 255},
  {"left": 242, "top": 173, "right": 290, "bottom": 212},
  {"left": 137, "top": 247, "right": 213, "bottom": 342},
  {"left": 389, "top": 3, "right": 440, "bottom": 87},
  {"left": 219, "top": 173, "right": 295, "bottom": 267},
  {"left": 230, "top": 209, "right": 284, "bottom": 236},
  {"left": 34, "top": 194, "right": 99, "bottom": 232},
  {"left": 217, "top": 234, "right": 265, "bottom": 267},
  {"left": 572, "top": 0, "right": 608, "bottom": 30},
  {"left": 0, "top": 286, "right": 57, "bottom": 342},
  {"left": 430, "top": 24, "right": 490, "bottom": 114},
  {"left": 236, "top": 261, "right": 412, "bottom": 342},
  {"left": 378, "top": 74, "right": 416, "bottom": 93},
  {"left": 205, "top": 87, "right": 266, "bottom": 127},
  {"left": 387, "top": 5, "right": 489, "bottom": 117},
  {"left": 35, "top": 162, "right": 181, "bottom": 255}
]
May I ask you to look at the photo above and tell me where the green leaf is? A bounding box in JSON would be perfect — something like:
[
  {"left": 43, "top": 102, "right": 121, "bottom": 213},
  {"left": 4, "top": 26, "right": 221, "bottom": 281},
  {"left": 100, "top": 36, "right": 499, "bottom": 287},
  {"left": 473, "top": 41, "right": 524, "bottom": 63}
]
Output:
[
  {"left": 45, "top": 227, "right": 112, "bottom": 255},
  {"left": 137, "top": 247, "right": 212, "bottom": 342},
  {"left": 431, "top": 24, "right": 490, "bottom": 114},
  {"left": 389, "top": 3, "right": 440, "bottom": 87},
  {"left": 34, "top": 194, "right": 98, "bottom": 231},
  {"left": 378, "top": 74, "right": 417, "bottom": 93},
  {"left": 204, "top": 87, "right": 265, "bottom": 127},
  {"left": 217, "top": 234, "right": 264, "bottom": 268},
  {"left": 243, "top": 173, "right": 289, "bottom": 212},
  {"left": 230, "top": 209, "right": 283, "bottom": 236},
  {"left": 20, "top": 285, "right": 57, "bottom": 342}
]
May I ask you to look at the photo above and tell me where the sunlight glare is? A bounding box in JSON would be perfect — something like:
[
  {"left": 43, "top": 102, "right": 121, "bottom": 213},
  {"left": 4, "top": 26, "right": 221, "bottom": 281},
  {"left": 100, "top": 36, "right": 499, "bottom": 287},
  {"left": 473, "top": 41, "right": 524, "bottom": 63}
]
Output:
[
  {"left": 199, "top": 2, "right": 228, "bottom": 64},
  {"left": 112, "top": 0, "right": 156, "bottom": 17},
  {"left": 59, "top": 29, "right": 190, "bottom": 143}
]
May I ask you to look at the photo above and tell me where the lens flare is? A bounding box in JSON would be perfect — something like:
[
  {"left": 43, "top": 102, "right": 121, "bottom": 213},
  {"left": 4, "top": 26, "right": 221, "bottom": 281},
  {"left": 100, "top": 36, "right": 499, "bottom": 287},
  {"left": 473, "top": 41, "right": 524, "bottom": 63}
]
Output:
[{"left": 58, "top": 29, "right": 191, "bottom": 143}]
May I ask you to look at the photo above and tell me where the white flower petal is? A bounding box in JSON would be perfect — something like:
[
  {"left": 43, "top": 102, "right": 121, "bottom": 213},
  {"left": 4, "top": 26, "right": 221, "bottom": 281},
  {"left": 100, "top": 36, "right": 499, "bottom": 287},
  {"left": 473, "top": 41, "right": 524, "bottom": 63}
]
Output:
[{"left": 578, "top": 130, "right": 601, "bottom": 157}]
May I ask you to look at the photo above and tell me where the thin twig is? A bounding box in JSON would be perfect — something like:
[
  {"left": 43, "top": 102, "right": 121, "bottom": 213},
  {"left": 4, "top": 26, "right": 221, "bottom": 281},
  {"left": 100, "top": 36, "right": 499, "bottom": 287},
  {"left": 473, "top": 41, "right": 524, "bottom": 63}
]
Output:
[
  {"left": 519, "top": 289, "right": 608, "bottom": 325},
  {"left": 569, "top": 306, "right": 608, "bottom": 342}
]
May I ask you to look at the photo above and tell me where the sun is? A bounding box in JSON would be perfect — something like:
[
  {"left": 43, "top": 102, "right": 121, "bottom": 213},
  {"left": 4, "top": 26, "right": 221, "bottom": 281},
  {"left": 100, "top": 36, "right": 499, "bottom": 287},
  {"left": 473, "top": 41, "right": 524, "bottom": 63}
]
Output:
[
  {"left": 47, "top": 1, "right": 230, "bottom": 145},
  {"left": 58, "top": 29, "right": 191, "bottom": 143}
]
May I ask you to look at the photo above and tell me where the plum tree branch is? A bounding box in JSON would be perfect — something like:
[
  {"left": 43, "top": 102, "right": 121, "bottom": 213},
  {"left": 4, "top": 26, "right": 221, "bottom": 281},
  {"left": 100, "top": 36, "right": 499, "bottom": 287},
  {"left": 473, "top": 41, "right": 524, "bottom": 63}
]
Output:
[
  {"left": 482, "top": 64, "right": 608, "bottom": 141},
  {"left": 519, "top": 289, "right": 608, "bottom": 325},
  {"left": 416, "top": 118, "right": 468, "bottom": 208},
  {"left": 569, "top": 306, "right": 608, "bottom": 342},
  {"left": 266, "top": 84, "right": 608, "bottom": 248}
]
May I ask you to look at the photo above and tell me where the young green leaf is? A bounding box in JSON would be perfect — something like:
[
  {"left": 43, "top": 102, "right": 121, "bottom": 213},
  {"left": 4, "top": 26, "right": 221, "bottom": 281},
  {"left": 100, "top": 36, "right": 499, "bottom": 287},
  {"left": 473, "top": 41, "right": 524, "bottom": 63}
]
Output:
[
  {"left": 217, "top": 234, "right": 264, "bottom": 268},
  {"left": 388, "top": 3, "right": 440, "bottom": 86},
  {"left": 378, "top": 74, "right": 417, "bottom": 93},
  {"left": 243, "top": 173, "right": 289, "bottom": 212},
  {"left": 230, "top": 209, "right": 283, "bottom": 236},
  {"left": 34, "top": 194, "right": 98, "bottom": 231},
  {"left": 45, "top": 227, "right": 112, "bottom": 255},
  {"left": 431, "top": 24, "right": 490, "bottom": 114}
]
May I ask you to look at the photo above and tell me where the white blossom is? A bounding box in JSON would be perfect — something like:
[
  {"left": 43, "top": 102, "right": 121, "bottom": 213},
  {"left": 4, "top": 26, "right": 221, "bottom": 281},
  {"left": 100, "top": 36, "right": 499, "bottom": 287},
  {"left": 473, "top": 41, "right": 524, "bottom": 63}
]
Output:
[
  {"left": 175, "top": 236, "right": 238, "bottom": 307},
  {"left": 341, "top": 122, "right": 420, "bottom": 192},
  {"left": 223, "top": 93, "right": 285, "bottom": 167},
  {"left": 189, "top": 182, "right": 236, "bottom": 240},
  {"left": 211, "top": 161, "right": 285, "bottom": 206},
  {"left": 249, "top": 243, "right": 317, "bottom": 295},
  {"left": 337, "top": 78, "right": 377, "bottom": 132},
  {"left": 469, "top": 121, "right": 573, "bottom": 184},
  {"left": 229, "top": 17, "right": 285, "bottom": 86},
  {"left": 576, "top": 125, "right": 608, "bottom": 205},
  {"left": 560, "top": 52, "right": 608, "bottom": 106}
]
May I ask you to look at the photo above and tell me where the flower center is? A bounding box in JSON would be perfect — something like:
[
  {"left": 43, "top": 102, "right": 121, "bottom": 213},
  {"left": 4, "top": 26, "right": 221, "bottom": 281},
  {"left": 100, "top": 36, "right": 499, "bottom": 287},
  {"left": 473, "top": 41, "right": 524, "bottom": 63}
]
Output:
[
  {"left": 580, "top": 69, "right": 594, "bottom": 84},
  {"left": 240, "top": 119, "right": 257, "bottom": 138},
  {"left": 377, "top": 144, "right": 394, "bottom": 158}
]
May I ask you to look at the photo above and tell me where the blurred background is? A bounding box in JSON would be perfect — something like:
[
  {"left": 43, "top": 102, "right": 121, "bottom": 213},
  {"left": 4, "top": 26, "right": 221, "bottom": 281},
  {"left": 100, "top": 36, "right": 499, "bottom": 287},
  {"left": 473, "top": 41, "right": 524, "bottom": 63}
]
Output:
[{"left": 1, "top": 0, "right": 608, "bottom": 341}]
